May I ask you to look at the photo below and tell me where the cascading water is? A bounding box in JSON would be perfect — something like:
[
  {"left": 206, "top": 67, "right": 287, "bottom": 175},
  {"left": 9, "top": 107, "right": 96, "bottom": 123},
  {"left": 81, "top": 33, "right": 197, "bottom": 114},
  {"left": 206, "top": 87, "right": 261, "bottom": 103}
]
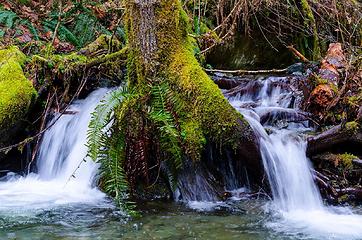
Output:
[
  {"left": 0, "top": 88, "right": 109, "bottom": 211},
  {"left": 229, "top": 76, "right": 362, "bottom": 239}
]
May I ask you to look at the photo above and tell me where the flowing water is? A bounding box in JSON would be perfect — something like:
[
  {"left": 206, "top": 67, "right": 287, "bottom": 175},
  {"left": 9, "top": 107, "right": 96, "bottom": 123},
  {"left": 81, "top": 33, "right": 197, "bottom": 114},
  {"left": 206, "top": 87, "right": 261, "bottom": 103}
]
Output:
[
  {"left": 0, "top": 89, "right": 111, "bottom": 213},
  {"left": 229, "top": 76, "right": 362, "bottom": 239},
  {"left": 0, "top": 83, "right": 362, "bottom": 239}
]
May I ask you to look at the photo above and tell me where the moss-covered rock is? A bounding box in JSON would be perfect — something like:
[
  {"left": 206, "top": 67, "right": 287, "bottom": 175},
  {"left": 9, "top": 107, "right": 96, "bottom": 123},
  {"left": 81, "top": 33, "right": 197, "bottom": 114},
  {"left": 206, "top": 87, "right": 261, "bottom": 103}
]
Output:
[{"left": 0, "top": 46, "right": 37, "bottom": 130}]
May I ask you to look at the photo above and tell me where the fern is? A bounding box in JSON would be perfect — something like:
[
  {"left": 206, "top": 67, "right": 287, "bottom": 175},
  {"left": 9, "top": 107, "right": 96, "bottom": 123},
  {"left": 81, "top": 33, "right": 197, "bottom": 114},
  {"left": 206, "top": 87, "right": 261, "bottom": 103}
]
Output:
[
  {"left": 87, "top": 83, "right": 184, "bottom": 210},
  {"left": 87, "top": 86, "right": 134, "bottom": 161},
  {"left": 149, "top": 82, "right": 183, "bottom": 189},
  {"left": 0, "top": 10, "right": 18, "bottom": 37},
  {"left": 43, "top": 19, "right": 79, "bottom": 47},
  {"left": 98, "top": 127, "right": 137, "bottom": 216},
  {"left": 0, "top": 10, "right": 18, "bottom": 29},
  {"left": 72, "top": 13, "right": 111, "bottom": 47},
  {"left": 87, "top": 86, "right": 138, "bottom": 215}
]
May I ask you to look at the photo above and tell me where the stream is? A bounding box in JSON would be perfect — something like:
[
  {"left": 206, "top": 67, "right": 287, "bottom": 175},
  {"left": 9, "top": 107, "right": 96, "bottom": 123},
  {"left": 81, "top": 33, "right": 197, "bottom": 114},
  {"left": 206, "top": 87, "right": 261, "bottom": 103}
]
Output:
[{"left": 0, "top": 78, "right": 362, "bottom": 239}]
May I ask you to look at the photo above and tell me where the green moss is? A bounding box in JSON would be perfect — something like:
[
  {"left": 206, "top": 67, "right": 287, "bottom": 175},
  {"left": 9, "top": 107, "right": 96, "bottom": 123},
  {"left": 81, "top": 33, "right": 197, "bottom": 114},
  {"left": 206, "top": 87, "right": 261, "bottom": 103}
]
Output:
[
  {"left": 180, "top": 120, "right": 206, "bottom": 160},
  {"left": 80, "top": 34, "right": 122, "bottom": 55},
  {"left": 168, "top": 42, "right": 248, "bottom": 148},
  {"left": 299, "top": 0, "right": 321, "bottom": 60},
  {"left": 337, "top": 153, "right": 357, "bottom": 169},
  {"left": 345, "top": 121, "right": 359, "bottom": 132},
  {"left": 157, "top": 2, "right": 250, "bottom": 158},
  {"left": 125, "top": 0, "right": 254, "bottom": 161},
  {"left": 0, "top": 46, "right": 37, "bottom": 129}
]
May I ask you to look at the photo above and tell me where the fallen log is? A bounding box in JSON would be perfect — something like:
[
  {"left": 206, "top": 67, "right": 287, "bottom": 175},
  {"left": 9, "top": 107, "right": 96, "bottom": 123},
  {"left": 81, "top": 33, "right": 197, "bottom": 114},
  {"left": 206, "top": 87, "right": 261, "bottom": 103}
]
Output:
[
  {"left": 210, "top": 75, "right": 253, "bottom": 90},
  {"left": 205, "top": 67, "right": 288, "bottom": 76},
  {"left": 307, "top": 123, "right": 362, "bottom": 156}
]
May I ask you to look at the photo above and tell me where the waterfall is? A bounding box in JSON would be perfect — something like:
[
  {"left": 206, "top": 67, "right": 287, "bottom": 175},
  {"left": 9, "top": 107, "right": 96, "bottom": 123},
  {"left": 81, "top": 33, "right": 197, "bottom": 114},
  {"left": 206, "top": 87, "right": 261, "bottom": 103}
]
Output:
[
  {"left": 230, "top": 77, "right": 362, "bottom": 239},
  {"left": 0, "top": 89, "right": 109, "bottom": 210}
]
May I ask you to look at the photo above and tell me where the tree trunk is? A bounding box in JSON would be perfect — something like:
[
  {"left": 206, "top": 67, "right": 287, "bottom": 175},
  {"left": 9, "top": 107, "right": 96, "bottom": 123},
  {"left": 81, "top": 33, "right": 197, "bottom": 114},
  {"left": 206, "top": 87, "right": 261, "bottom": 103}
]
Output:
[{"left": 124, "top": 0, "right": 263, "bottom": 188}]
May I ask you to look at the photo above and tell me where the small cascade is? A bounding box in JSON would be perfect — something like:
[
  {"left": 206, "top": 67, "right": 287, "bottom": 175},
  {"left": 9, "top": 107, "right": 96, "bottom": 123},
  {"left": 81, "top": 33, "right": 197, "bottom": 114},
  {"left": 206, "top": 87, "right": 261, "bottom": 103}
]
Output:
[
  {"left": 229, "top": 76, "right": 362, "bottom": 239},
  {"left": 0, "top": 89, "right": 109, "bottom": 210},
  {"left": 176, "top": 164, "right": 221, "bottom": 202}
]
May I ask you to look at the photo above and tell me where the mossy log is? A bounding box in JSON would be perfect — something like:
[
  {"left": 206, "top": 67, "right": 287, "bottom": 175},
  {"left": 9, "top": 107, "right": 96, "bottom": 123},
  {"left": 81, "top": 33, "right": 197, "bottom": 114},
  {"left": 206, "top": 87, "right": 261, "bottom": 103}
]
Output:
[
  {"left": 124, "top": 0, "right": 262, "bottom": 191},
  {"left": 0, "top": 47, "right": 37, "bottom": 139},
  {"left": 30, "top": 35, "right": 128, "bottom": 98},
  {"left": 0, "top": 46, "right": 37, "bottom": 130},
  {"left": 307, "top": 122, "right": 362, "bottom": 156},
  {"left": 0, "top": 46, "right": 37, "bottom": 171}
]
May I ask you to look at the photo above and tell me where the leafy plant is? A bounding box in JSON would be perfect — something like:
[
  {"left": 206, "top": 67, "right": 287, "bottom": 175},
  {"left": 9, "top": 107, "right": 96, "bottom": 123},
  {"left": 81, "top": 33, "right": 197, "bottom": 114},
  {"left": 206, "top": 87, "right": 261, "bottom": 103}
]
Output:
[
  {"left": 87, "top": 80, "right": 186, "bottom": 213},
  {"left": 0, "top": 10, "right": 18, "bottom": 37},
  {"left": 149, "top": 82, "right": 184, "bottom": 189},
  {"left": 87, "top": 86, "right": 138, "bottom": 215}
]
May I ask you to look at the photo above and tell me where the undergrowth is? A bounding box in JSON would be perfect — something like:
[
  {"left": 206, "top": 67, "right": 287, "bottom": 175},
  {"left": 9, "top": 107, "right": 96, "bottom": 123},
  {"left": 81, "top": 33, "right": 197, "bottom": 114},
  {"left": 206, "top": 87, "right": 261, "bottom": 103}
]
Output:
[{"left": 87, "top": 80, "right": 186, "bottom": 215}]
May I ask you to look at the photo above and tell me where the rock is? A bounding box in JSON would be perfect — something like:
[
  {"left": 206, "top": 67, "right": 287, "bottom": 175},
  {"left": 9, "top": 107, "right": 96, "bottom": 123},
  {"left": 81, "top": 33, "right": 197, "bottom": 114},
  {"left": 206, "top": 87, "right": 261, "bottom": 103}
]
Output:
[{"left": 0, "top": 46, "right": 37, "bottom": 130}]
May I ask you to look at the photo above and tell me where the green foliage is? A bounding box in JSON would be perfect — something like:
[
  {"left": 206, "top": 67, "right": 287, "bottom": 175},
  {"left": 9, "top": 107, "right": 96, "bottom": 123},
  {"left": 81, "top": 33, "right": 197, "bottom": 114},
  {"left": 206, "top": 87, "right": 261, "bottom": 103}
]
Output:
[
  {"left": 0, "top": 10, "right": 39, "bottom": 40},
  {"left": 72, "top": 13, "right": 111, "bottom": 47},
  {"left": 0, "top": 10, "right": 18, "bottom": 29},
  {"left": 0, "top": 10, "right": 18, "bottom": 37},
  {"left": 98, "top": 126, "right": 137, "bottom": 216},
  {"left": 87, "top": 87, "right": 138, "bottom": 216},
  {"left": 43, "top": 4, "right": 113, "bottom": 48},
  {"left": 43, "top": 19, "right": 79, "bottom": 46},
  {"left": 149, "top": 82, "right": 184, "bottom": 188}
]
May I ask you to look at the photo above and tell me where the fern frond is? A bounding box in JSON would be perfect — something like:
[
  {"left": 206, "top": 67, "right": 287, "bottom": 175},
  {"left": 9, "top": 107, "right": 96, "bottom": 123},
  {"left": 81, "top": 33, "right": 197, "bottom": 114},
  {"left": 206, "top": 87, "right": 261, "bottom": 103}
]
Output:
[
  {"left": 86, "top": 87, "right": 138, "bottom": 216},
  {"left": 98, "top": 128, "right": 137, "bottom": 216},
  {"left": 86, "top": 86, "right": 135, "bottom": 162},
  {"left": 149, "top": 82, "right": 184, "bottom": 188},
  {"left": 0, "top": 10, "right": 18, "bottom": 29}
]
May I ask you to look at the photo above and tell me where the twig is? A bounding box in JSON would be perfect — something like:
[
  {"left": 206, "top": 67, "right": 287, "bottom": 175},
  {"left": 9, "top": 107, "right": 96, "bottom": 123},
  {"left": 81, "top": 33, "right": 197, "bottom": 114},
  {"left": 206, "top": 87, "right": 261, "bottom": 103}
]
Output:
[
  {"left": 254, "top": 14, "right": 279, "bottom": 52},
  {"left": 28, "top": 91, "right": 55, "bottom": 172},
  {"left": 287, "top": 45, "right": 310, "bottom": 63}
]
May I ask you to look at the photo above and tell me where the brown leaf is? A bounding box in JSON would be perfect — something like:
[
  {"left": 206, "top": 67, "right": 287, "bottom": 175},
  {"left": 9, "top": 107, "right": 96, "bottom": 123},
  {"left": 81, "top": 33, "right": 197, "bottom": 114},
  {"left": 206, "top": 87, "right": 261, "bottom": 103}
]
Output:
[{"left": 19, "top": 5, "right": 39, "bottom": 23}]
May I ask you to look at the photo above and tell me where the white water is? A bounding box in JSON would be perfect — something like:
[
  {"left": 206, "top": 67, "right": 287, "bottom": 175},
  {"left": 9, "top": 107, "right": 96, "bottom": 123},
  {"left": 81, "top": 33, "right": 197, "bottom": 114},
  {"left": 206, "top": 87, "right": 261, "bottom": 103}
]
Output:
[
  {"left": 230, "top": 77, "right": 362, "bottom": 239},
  {"left": 0, "top": 89, "right": 109, "bottom": 211}
]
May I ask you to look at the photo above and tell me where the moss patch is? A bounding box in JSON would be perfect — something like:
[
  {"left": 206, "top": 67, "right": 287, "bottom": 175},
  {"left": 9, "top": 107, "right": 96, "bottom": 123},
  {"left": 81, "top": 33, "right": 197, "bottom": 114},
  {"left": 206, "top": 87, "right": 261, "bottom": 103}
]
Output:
[
  {"left": 345, "top": 121, "right": 359, "bottom": 132},
  {"left": 0, "top": 46, "right": 37, "bottom": 129},
  {"left": 155, "top": 2, "right": 252, "bottom": 159},
  {"left": 125, "top": 0, "right": 255, "bottom": 162}
]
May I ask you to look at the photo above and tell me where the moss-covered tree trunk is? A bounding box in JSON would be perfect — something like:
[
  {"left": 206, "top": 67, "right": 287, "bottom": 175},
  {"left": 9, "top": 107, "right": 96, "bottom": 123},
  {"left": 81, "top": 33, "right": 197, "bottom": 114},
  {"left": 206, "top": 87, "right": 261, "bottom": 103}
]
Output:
[{"left": 124, "top": 0, "right": 262, "bottom": 190}]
